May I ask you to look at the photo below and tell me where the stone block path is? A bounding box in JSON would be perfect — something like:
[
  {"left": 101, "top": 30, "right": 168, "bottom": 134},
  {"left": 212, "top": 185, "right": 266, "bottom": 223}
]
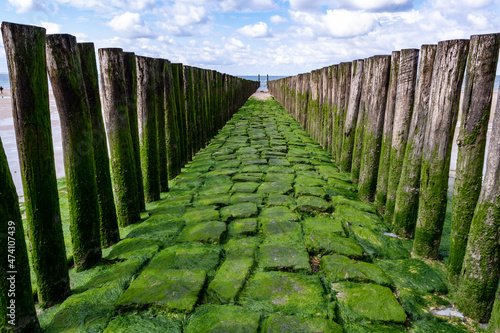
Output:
[{"left": 39, "top": 98, "right": 472, "bottom": 332}]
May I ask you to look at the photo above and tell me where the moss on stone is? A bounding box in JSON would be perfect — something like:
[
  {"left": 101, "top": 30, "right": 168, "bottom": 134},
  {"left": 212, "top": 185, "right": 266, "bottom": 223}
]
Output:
[
  {"left": 259, "top": 243, "right": 311, "bottom": 273},
  {"left": 124, "top": 218, "right": 185, "bottom": 244},
  {"left": 264, "top": 173, "right": 295, "bottom": 183},
  {"left": 397, "top": 288, "right": 450, "bottom": 321},
  {"left": 177, "top": 221, "right": 227, "bottom": 244},
  {"left": 295, "top": 175, "right": 327, "bottom": 186},
  {"left": 182, "top": 206, "right": 220, "bottom": 224},
  {"left": 257, "top": 181, "right": 294, "bottom": 194},
  {"left": 229, "top": 219, "right": 258, "bottom": 237},
  {"left": 262, "top": 314, "right": 343, "bottom": 333},
  {"left": 78, "top": 259, "right": 145, "bottom": 292},
  {"left": 330, "top": 196, "right": 377, "bottom": 214},
  {"left": 327, "top": 178, "right": 358, "bottom": 192},
  {"left": 294, "top": 185, "right": 327, "bottom": 198},
  {"left": 266, "top": 194, "right": 296, "bottom": 208},
  {"left": 233, "top": 173, "right": 263, "bottom": 182},
  {"left": 268, "top": 166, "right": 295, "bottom": 174},
  {"left": 199, "top": 183, "right": 234, "bottom": 195},
  {"left": 321, "top": 254, "right": 392, "bottom": 286},
  {"left": 335, "top": 205, "right": 388, "bottom": 232},
  {"left": 207, "top": 258, "right": 254, "bottom": 303},
  {"left": 347, "top": 225, "right": 410, "bottom": 259},
  {"left": 306, "top": 234, "right": 364, "bottom": 259},
  {"left": 303, "top": 217, "right": 344, "bottom": 237},
  {"left": 185, "top": 305, "right": 260, "bottom": 333},
  {"left": 332, "top": 281, "right": 407, "bottom": 324},
  {"left": 230, "top": 182, "right": 261, "bottom": 193},
  {"left": 230, "top": 193, "right": 265, "bottom": 205},
  {"left": 259, "top": 206, "right": 299, "bottom": 224},
  {"left": 409, "top": 319, "right": 471, "bottom": 332},
  {"left": 296, "top": 195, "right": 332, "bottom": 212},
  {"left": 193, "top": 193, "right": 230, "bottom": 207},
  {"left": 106, "top": 238, "right": 162, "bottom": 261},
  {"left": 224, "top": 237, "right": 260, "bottom": 260},
  {"left": 103, "top": 311, "right": 182, "bottom": 333},
  {"left": 343, "top": 323, "right": 407, "bottom": 332}
]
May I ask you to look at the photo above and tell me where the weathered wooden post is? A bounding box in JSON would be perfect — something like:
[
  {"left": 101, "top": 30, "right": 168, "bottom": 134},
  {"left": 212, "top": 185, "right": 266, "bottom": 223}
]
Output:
[
  {"left": 99, "top": 48, "right": 141, "bottom": 226},
  {"left": 0, "top": 138, "right": 40, "bottom": 331},
  {"left": 351, "top": 57, "right": 374, "bottom": 182},
  {"left": 123, "top": 51, "right": 146, "bottom": 211},
  {"left": 455, "top": 87, "right": 500, "bottom": 322},
  {"left": 340, "top": 59, "right": 364, "bottom": 172},
  {"left": 448, "top": 34, "right": 500, "bottom": 280},
  {"left": 136, "top": 55, "right": 160, "bottom": 202},
  {"left": 333, "top": 62, "right": 352, "bottom": 162},
  {"left": 489, "top": 287, "right": 500, "bottom": 331},
  {"left": 171, "top": 63, "right": 187, "bottom": 166},
  {"left": 78, "top": 42, "right": 120, "bottom": 248},
  {"left": 374, "top": 51, "right": 400, "bottom": 213},
  {"left": 155, "top": 58, "right": 168, "bottom": 192},
  {"left": 392, "top": 45, "right": 437, "bottom": 237},
  {"left": 164, "top": 60, "right": 180, "bottom": 179},
  {"left": 412, "top": 39, "right": 469, "bottom": 259},
  {"left": 384, "top": 48, "right": 420, "bottom": 226},
  {"left": 46, "top": 34, "right": 102, "bottom": 271},
  {"left": 358, "top": 55, "right": 391, "bottom": 202},
  {"left": 1, "top": 22, "right": 71, "bottom": 305},
  {"left": 323, "top": 66, "right": 337, "bottom": 151}
]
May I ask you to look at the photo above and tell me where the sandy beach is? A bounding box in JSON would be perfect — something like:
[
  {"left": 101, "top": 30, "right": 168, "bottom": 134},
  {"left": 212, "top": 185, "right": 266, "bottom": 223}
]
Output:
[{"left": 0, "top": 86, "right": 496, "bottom": 198}]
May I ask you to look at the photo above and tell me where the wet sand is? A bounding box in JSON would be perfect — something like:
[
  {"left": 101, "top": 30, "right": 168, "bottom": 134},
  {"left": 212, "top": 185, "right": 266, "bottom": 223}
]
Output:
[{"left": 0, "top": 87, "right": 496, "bottom": 198}]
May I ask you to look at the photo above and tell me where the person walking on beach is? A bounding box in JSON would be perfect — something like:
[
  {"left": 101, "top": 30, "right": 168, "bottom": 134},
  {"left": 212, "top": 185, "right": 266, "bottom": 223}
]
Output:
[{"left": 0, "top": 86, "right": 3, "bottom": 96}]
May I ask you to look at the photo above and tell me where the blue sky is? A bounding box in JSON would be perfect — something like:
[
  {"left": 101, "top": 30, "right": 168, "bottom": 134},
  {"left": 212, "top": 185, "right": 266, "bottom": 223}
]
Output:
[{"left": 1, "top": 0, "right": 499, "bottom": 76}]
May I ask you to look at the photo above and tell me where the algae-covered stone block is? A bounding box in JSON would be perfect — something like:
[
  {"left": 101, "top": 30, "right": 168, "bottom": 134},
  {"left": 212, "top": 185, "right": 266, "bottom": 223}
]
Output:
[
  {"left": 327, "top": 178, "right": 357, "bottom": 192},
  {"left": 264, "top": 173, "right": 295, "bottom": 183},
  {"left": 185, "top": 305, "right": 260, "bottom": 333},
  {"left": 343, "top": 323, "right": 407, "bottom": 332},
  {"left": 176, "top": 221, "right": 227, "bottom": 244},
  {"left": 335, "top": 205, "right": 388, "bottom": 231},
  {"left": 107, "top": 238, "right": 162, "bottom": 260},
  {"left": 242, "top": 158, "right": 268, "bottom": 165},
  {"left": 78, "top": 259, "right": 145, "bottom": 292},
  {"left": 224, "top": 237, "right": 260, "bottom": 259},
  {"left": 261, "top": 221, "right": 302, "bottom": 238},
  {"left": 376, "top": 259, "right": 447, "bottom": 294},
  {"left": 175, "top": 179, "right": 204, "bottom": 191},
  {"left": 45, "top": 286, "right": 122, "bottom": 333},
  {"left": 295, "top": 175, "right": 327, "bottom": 186},
  {"left": 240, "top": 271, "right": 331, "bottom": 318},
  {"left": 199, "top": 183, "right": 234, "bottom": 195},
  {"left": 268, "top": 166, "right": 295, "bottom": 174},
  {"left": 293, "top": 163, "right": 315, "bottom": 171},
  {"left": 262, "top": 314, "right": 343, "bottom": 333},
  {"left": 257, "top": 181, "right": 293, "bottom": 195},
  {"left": 332, "top": 281, "right": 407, "bottom": 324},
  {"left": 232, "top": 173, "right": 263, "bottom": 182},
  {"left": 221, "top": 202, "right": 259, "bottom": 221},
  {"left": 269, "top": 158, "right": 291, "bottom": 166},
  {"left": 236, "top": 147, "right": 258, "bottom": 155},
  {"left": 294, "top": 185, "right": 327, "bottom": 199},
  {"left": 321, "top": 254, "right": 392, "bottom": 286},
  {"left": 259, "top": 206, "right": 299, "bottom": 224},
  {"left": 230, "top": 182, "right": 261, "bottom": 193},
  {"left": 305, "top": 234, "right": 364, "bottom": 259},
  {"left": 124, "top": 218, "right": 185, "bottom": 244},
  {"left": 215, "top": 159, "right": 241, "bottom": 169},
  {"left": 207, "top": 258, "right": 254, "bottom": 304},
  {"left": 204, "top": 174, "right": 232, "bottom": 185},
  {"left": 296, "top": 195, "right": 331, "bottom": 212},
  {"left": 259, "top": 243, "right": 311, "bottom": 273},
  {"left": 324, "top": 185, "right": 358, "bottom": 201},
  {"left": 302, "top": 217, "right": 344, "bottom": 237},
  {"left": 409, "top": 319, "right": 470, "bottom": 332},
  {"left": 103, "top": 311, "right": 182, "bottom": 333},
  {"left": 230, "top": 193, "right": 265, "bottom": 205},
  {"left": 229, "top": 219, "right": 258, "bottom": 237},
  {"left": 267, "top": 194, "right": 296, "bottom": 207},
  {"left": 330, "top": 196, "right": 377, "bottom": 214},
  {"left": 147, "top": 244, "right": 221, "bottom": 273},
  {"left": 397, "top": 288, "right": 450, "bottom": 321},
  {"left": 116, "top": 269, "right": 206, "bottom": 312},
  {"left": 348, "top": 225, "right": 410, "bottom": 259},
  {"left": 162, "top": 194, "right": 193, "bottom": 206},
  {"left": 182, "top": 206, "right": 220, "bottom": 224},
  {"left": 193, "top": 193, "right": 230, "bottom": 207}
]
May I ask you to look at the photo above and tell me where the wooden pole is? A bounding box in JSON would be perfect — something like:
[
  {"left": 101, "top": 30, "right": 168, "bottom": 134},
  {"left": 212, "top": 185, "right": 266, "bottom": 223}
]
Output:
[
  {"left": 489, "top": 286, "right": 500, "bottom": 331},
  {"left": 78, "top": 42, "right": 120, "bottom": 248},
  {"left": 333, "top": 62, "right": 352, "bottom": 162},
  {"left": 122, "top": 52, "right": 146, "bottom": 211},
  {"left": 155, "top": 58, "right": 168, "bottom": 192},
  {"left": 164, "top": 60, "right": 180, "bottom": 179},
  {"left": 136, "top": 55, "right": 160, "bottom": 202},
  {"left": 384, "top": 48, "right": 420, "bottom": 226},
  {"left": 46, "top": 33, "right": 102, "bottom": 271},
  {"left": 358, "top": 55, "right": 391, "bottom": 202},
  {"left": 340, "top": 59, "right": 364, "bottom": 172},
  {"left": 0, "top": 138, "right": 40, "bottom": 331},
  {"left": 99, "top": 48, "right": 141, "bottom": 226},
  {"left": 374, "top": 51, "right": 400, "bottom": 213},
  {"left": 412, "top": 39, "right": 469, "bottom": 259},
  {"left": 455, "top": 80, "right": 500, "bottom": 322},
  {"left": 448, "top": 33, "right": 500, "bottom": 280},
  {"left": 1, "top": 22, "right": 71, "bottom": 305}
]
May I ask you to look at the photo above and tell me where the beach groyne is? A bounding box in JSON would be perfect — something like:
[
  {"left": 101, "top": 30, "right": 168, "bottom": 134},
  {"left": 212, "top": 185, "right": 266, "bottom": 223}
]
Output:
[{"left": 269, "top": 33, "right": 500, "bottom": 325}]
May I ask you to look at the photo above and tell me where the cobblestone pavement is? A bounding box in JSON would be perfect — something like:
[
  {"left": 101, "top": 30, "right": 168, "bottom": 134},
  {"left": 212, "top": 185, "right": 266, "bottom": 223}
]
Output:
[{"left": 40, "top": 98, "right": 472, "bottom": 332}]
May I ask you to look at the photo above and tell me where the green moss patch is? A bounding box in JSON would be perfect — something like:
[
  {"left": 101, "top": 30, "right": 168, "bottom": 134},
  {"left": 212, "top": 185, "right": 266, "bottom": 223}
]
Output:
[
  {"left": 199, "top": 183, "right": 233, "bottom": 195},
  {"left": 147, "top": 244, "right": 221, "bottom": 273},
  {"left": 259, "top": 243, "right": 311, "bottom": 273},
  {"left": 228, "top": 219, "right": 258, "bottom": 237},
  {"left": 224, "top": 237, "right": 260, "bottom": 260},
  {"left": 107, "top": 238, "right": 162, "bottom": 260},
  {"left": 267, "top": 194, "right": 296, "bottom": 207},
  {"left": 176, "top": 221, "right": 227, "bottom": 244},
  {"left": 306, "top": 234, "right": 364, "bottom": 259},
  {"left": 257, "top": 181, "right": 293, "bottom": 195},
  {"left": 185, "top": 305, "right": 261, "bottom": 333},
  {"left": 215, "top": 159, "right": 241, "bottom": 169},
  {"left": 332, "top": 281, "right": 407, "bottom": 324},
  {"left": 206, "top": 258, "right": 254, "bottom": 304},
  {"left": 116, "top": 269, "right": 206, "bottom": 312},
  {"left": 230, "top": 182, "right": 260, "bottom": 194},
  {"left": 324, "top": 185, "right": 358, "bottom": 201},
  {"left": 162, "top": 194, "right": 193, "bottom": 206},
  {"left": 330, "top": 196, "right": 377, "bottom": 214},
  {"left": 376, "top": 259, "right": 447, "bottom": 294},
  {"left": 268, "top": 166, "right": 295, "bottom": 174},
  {"left": 103, "top": 311, "right": 182, "bottom": 333},
  {"left": 241, "top": 165, "right": 265, "bottom": 173},
  {"left": 316, "top": 165, "right": 340, "bottom": 179},
  {"left": 294, "top": 164, "right": 316, "bottom": 171},
  {"left": 295, "top": 175, "right": 327, "bottom": 186},
  {"left": 193, "top": 193, "right": 230, "bottom": 207},
  {"left": 240, "top": 271, "right": 331, "bottom": 318},
  {"left": 302, "top": 217, "right": 344, "bottom": 237},
  {"left": 259, "top": 206, "right": 299, "bottom": 224},
  {"left": 321, "top": 254, "right": 392, "bottom": 286},
  {"left": 262, "top": 314, "right": 343, "bottom": 333},
  {"left": 230, "top": 193, "right": 265, "bottom": 205},
  {"left": 241, "top": 158, "right": 268, "bottom": 165},
  {"left": 335, "top": 205, "right": 387, "bottom": 232},
  {"left": 204, "top": 175, "right": 232, "bottom": 185},
  {"left": 175, "top": 179, "right": 204, "bottom": 191},
  {"left": 232, "top": 173, "right": 263, "bottom": 182},
  {"left": 182, "top": 206, "right": 220, "bottom": 224},
  {"left": 261, "top": 221, "right": 302, "bottom": 238},
  {"left": 296, "top": 195, "right": 331, "bottom": 212},
  {"left": 221, "top": 203, "right": 259, "bottom": 221},
  {"left": 294, "top": 185, "right": 327, "bottom": 198},
  {"left": 269, "top": 158, "right": 291, "bottom": 166},
  {"left": 409, "top": 319, "right": 471, "bottom": 332},
  {"left": 263, "top": 173, "right": 294, "bottom": 183},
  {"left": 124, "top": 218, "right": 185, "bottom": 245},
  {"left": 343, "top": 323, "right": 407, "bottom": 332},
  {"left": 397, "top": 288, "right": 450, "bottom": 321},
  {"left": 44, "top": 286, "right": 122, "bottom": 333},
  {"left": 348, "top": 225, "right": 410, "bottom": 259},
  {"left": 327, "top": 178, "right": 358, "bottom": 192}
]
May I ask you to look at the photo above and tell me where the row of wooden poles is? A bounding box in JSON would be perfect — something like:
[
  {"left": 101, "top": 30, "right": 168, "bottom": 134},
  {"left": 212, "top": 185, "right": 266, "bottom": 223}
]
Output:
[
  {"left": 269, "top": 34, "right": 500, "bottom": 326},
  {"left": 0, "top": 22, "right": 258, "bottom": 332}
]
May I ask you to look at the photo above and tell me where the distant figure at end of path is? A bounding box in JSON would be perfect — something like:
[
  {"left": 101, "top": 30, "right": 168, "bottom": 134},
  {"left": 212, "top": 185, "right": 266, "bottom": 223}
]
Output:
[{"left": 0, "top": 86, "right": 3, "bottom": 97}]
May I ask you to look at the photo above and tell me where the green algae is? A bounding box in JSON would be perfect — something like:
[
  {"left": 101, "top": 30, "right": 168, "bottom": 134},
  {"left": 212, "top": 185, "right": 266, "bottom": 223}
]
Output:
[
  {"left": 296, "top": 195, "right": 331, "bottom": 212},
  {"left": 257, "top": 181, "right": 294, "bottom": 194},
  {"left": 103, "top": 311, "right": 182, "bottom": 333},
  {"left": 230, "top": 193, "right": 265, "bottom": 205},
  {"left": 106, "top": 238, "right": 162, "bottom": 260},
  {"left": 228, "top": 219, "right": 258, "bottom": 237},
  {"left": 206, "top": 258, "right": 254, "bottom": 304},
  {"left": 262, "top": 314, "right": 343, "bottom": 333},
  {"left": 230, "top": 182, "right": 261, "bottom": 193},
  {"left": 146, "top": 244, "right": 221, "bottom": 273},
  {"left": 321, "top": 254, "right": 392, "bottom": 286},
  {"left": 124, "top": 218, "right": 184, "bottom": 244},
  {"left": 330, "top": 195, "right": 377, "bottom": 214},
  {"left": 332, "top": 281, "right": 407, "bottom": 324},
  {"left": 193, "top": 193, "right": 230, "bottom": 206},
  {"left": 76, "top": 259, "right": 145, "bottom": 292},
  {"left": 224, "top": 238, "right": 260, "bottom": 260},
  {"left": 182, "top": 206, "right": 220, "bottom": 224},
  {"left": 397, "top": 288, "right": 450, "bottom": 321},
  {"left": 294, "top": 185, "right": 327, "bottom": 198},
  {"left": 410, "top": 319, "right": 471, "bottom": 332},
  {"left": 347, "top": 225, "right": 410, "bottom": 259},
  {"left": 176, "top": 221, "right": 227, "bottom": 244},
  {"left": 259, "top": 243, "right": 311, "bottom": 273},
  {"left": 185, "top": 305, "right": 260, "bottom": 333},
  {"left": 259, "top": 206, "right": 299, "bottom": 223},
  {"left": 264, "top": 173, "right": 295, "bottom": 183},
  {"left": 221, "top": 202, "right": 259, "bottom": 221},
  {"left": 267, "top": 194, "right": 297, "bottom": 207},
  {"left": 306, "top": 234, "right": 364, "bottom": 259}
]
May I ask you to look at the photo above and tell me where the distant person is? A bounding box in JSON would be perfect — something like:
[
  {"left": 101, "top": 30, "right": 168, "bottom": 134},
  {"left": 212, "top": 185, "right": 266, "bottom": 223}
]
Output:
[{"left": 0, "top": 86, "right": 3, "bottom": 96}]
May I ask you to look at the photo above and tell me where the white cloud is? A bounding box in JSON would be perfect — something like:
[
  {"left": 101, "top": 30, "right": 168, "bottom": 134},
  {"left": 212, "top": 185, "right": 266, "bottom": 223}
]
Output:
[
  {"left": 224, "top": 37, "right": 246, "bottom": 51},
  {"left": 339, "top": 0, "right": 413, "bottom": 11},
  {"left": 467, "top": 13, "right": 489, "bottom": 29},
  {"left": 7, "top": 0, "right": 43, "bottom": 13},
  {"left": 219, "top": 0, "right": 277, "bottom": 12},
  {"left": 238, "top": 22, "right": 273, "bottom": 38},
  {"left": 270, "top": 15, "right": 288, "bottom": 24},
  {"left": 290, "top": 9, "right": 378, "bottom": 38},
  {"left": 287, "top": 0, "right": 322, "bottom": 11},
  {"left": 172, "top": 4, "right": 209, "bottom": 26},
  {"left": 431, "top": 0, "right": 493, "bottom": 9},
  {"left": 107, "top": 12, "right": 154, "bottom": 38},
  {"left": 40, "top": 20, "right": 61, "bottom": 34},
  {"left": 74, "top": 32, "right": 89, "bottom": 40}
]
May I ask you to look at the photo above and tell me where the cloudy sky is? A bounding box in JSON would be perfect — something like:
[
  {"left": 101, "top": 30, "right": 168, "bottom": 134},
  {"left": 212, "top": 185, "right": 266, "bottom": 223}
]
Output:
[{"left": 1, "top": 0, "right": 499, "bottom": 76}]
